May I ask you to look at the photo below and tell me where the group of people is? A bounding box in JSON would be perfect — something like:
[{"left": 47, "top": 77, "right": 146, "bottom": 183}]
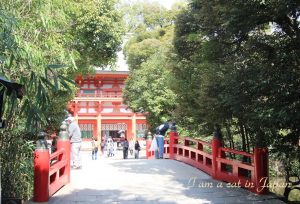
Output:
[
  {"left": 122, "top": 138, "right": 141, "bottom": 159},
  {"left": 91, "top": 136, "right": 116, "bottom": 160},
  {"left": 65, "top": 115, "right": 144, "bottom": 166},
  {"left": 61, "top": 114, "right": 172, "bottom": 169},
  {"left": 99, "top": 136, "right": 116, "bottom": 158}
]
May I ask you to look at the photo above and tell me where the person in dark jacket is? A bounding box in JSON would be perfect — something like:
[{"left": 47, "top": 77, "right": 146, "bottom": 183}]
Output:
[
  {"left": 123, "top": 138, "right": 129, "bottom": 159},
  {"left": 134, "top": 140, "right": 141, "bottom": 159}
]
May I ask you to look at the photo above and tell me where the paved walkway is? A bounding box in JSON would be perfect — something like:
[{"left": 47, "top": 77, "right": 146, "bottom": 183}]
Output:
[{"left": 30, "top": 150, "right": 284, "bottom": 204}]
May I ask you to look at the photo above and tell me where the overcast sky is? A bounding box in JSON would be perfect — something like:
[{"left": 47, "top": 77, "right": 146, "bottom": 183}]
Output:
[{"left": 147, "top": 0, "right": 186, "bottom": 9}]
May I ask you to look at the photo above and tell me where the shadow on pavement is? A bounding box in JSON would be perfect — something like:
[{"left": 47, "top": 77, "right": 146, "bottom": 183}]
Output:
[{"left": 107, "top": 159, "right": 285, "bottom": 204}]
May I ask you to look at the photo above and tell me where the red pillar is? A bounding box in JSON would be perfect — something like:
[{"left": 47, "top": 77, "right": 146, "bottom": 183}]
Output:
[
  {"left": 169, "top": 131, "right": 177, "bottom": 160},
  {"left": 57, "top": 121, "right": 71, "bottom": 182},
  {"left": 211, "top": 138, "right": 221, "bottom": 179},
  {"left": 33, "top": 149, "right": 50, "bottom": 202},
  {"left": 253, "top": 147, "right": 269, "bottom": 194}
]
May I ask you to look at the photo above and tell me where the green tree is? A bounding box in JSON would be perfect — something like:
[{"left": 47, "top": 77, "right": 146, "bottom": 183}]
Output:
[
  {"left": 126, "top": 38, "right": 161, "bottom": 70},
  {"left": 119, "top": 0, "right": 184, "bottom": 32},
  {"left": 70, "top": 0, "right": 124, "bottom": 69},
  {"left": 123, "top": 49, "right": 177, "bottom": 127},
  {"left": 0, "top": 0, "right": 124, "bottom": 199},
  {"left": 171, "top": 0, "right": 300, "bottom": 200},
  {"left": 122, "top": 1, "right": 184, "bottom": 128}
]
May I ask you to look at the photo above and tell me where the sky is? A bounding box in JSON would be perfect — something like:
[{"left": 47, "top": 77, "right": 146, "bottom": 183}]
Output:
[
  {"left": 148, "top": 0, "right": 186, "bottom": 9},
  {"left": 116, "top": 0, "right": 186, "bottom": 71}
]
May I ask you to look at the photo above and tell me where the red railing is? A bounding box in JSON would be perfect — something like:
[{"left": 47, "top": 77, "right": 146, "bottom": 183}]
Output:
[
  {"left": 49, "top": 149, "right": 69, "bottom": 196},
  {"left": 34, "top": 139, "right": 70, "bottom": 202},
  {"left": 146, "top": 131, "right": 269, "bottom": 195},
  {"left": 75, "top": 92, "right": 122, "bottom": 98}
]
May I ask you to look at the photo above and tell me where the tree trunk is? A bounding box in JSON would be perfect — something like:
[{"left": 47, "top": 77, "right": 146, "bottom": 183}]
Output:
[
  {"left": 238, "top": 122, "right": 246, "bottom": 152},
  {"left": 244, "top": 126, "right": 250, "bottom": 153},
  {"left": 238, "top": 121, "right": 249, "bottom": 163},
  {"left": 225, "top": 123, "right": 235, "bottom": 159}
]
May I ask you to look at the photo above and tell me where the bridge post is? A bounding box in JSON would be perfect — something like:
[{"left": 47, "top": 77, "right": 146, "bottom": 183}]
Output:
[
  {"left": 169, "top": 123, "right": 177, "bottom": 160},
  {"left": 57, "top": 121, "right": 71, "bottom": 182},
  {"left": 34, "top": 132, "right": 50, "bottom": 202},
  {"left": 212, "top": 124, "right": 222, "bottom": 179},
  {"left": 253, "top": 147, "right": 269, "bottom": 194},
  {"left": 146, "top": 131, "right": 152, "bottom": 159},
  {"left": 211, "top": 138, "right": 221, "bottom": 179}
]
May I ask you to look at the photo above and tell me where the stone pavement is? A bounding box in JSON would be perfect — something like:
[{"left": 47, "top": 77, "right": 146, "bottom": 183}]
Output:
[{"left": 29, "top": 150, "right": 285, "bottom": 204}]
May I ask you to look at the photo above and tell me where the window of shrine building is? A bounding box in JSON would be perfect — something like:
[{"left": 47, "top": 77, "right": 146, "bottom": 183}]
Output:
[
  {"left": 82, "top": 90, "right": 95, "bottom": 94},
  {"left": 79, "top": 123, "right": 94, "bottom": 139}
]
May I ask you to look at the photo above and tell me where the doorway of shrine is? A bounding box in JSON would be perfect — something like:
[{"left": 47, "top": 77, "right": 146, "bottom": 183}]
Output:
[{"left": 101, "top": 123, "right": 127, "bottom": 147}]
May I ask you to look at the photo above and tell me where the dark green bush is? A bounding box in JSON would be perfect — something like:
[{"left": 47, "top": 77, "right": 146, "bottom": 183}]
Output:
[{"left": 0, "top": 130, "right": 35, "bottom": 200}]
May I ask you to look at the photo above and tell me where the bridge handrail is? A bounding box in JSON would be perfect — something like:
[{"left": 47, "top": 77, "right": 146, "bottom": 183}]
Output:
[
  {"left": 173, "top": 144, "right": 212, "bottom": 158},
  {"left": 216, "top": 157, "right": 254, "bottom": 171},
  {"left": 219, "top": 147, "right": 253, "bottom": 158},
  {"left": 182, "top": 137, "right": 212, "bottom": 147},
  {"left": 50, "top": 148, "right": 64, "bottom": 160},
  {"left": 146, "top": 131, "right": 269, "bottom": 195},
  {"left": 49, "top": 148, "right": 68, "bottom": 197},
  {"left": 34, "top": 138, "right": 70, "bottom": 202}
]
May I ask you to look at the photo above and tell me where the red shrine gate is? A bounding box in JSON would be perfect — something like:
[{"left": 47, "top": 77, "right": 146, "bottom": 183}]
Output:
[{"left": 67, "top": 71, "right": 147, "bottom": 145}]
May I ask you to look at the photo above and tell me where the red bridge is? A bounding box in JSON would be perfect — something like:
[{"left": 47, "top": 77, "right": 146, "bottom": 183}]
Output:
[
  {"left": 146, "top": 131, "right": 269, "bottom": 195},
  {"left": 30, "top": 128, "right": 283, "bottom": 204}
]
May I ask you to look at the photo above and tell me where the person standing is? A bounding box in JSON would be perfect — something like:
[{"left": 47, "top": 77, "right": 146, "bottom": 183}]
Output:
[
  {"left": 155, "top": 120, "right": 172, "bottom": 159},
  {"left": 101, "top": 134, "right": 107, "bottom": 156},
  {"left": 123, "top": 138, "right": 129, "bottom": 159},
  {"left": 107, "top": 137, "right": 114, "bottom": 157},
  {"left": 91, "top": 137, "right": 98, "bottom": 160},
  {"left": 134, "top": 140, "right": 141, "bottom": 159},
  {"left": 66, "top": 116, "right": 82, "bottom": 169}
]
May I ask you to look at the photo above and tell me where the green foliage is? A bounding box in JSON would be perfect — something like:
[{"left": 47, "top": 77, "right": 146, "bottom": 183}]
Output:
[
  {"left": 119, "top": 0, "right": 185, "bottom": 32},
  {"left": 0, "top": 0, "right": 124, "bottom": 134},
  {"left": 126, "top": 38, "right": 161, "bottom": 70},
  {"left": 0, "top": 131, "right": 35, "bottom": 199},
  {"left": 122, "top": 2, "right": 183, "bottom": 128},
  {"left": 124, "top": 50, "right": 177, "bottom": 127},
  {"left": 0, "top": 0, "right": 123, "bottom": 199},
  {"left": 171, "top": 0, "right": 300, "bottom": 201},
  {"left": 70, "top": 0, "right": 125, "bottom": 68}
]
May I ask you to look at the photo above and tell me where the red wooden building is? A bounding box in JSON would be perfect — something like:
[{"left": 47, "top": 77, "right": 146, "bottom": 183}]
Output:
[{"left": 67, "top": 70, "right": 147, "bottom": 144}]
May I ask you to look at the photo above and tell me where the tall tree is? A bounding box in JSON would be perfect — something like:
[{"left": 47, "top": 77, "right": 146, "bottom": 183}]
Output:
[
  {"left": 123, "top": 48, "right": 177, "bottom": 127},
  {"left": 119, "top": 0, "right": 184, "bottom": 32},
  {"left": 171, "top": 0, "right": 300, "bottom": 200},
  {"left": 122, "top": 1, "right": 185, "bottom": 127}
]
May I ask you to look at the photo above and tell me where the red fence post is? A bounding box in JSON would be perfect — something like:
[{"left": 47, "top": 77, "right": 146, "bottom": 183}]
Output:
[
  {"left": 211, "top": 138, "right": 221, "bottom": 179},
  {"left": 253, "top": 147, "right": 269, "bottom": 194},
  {"left": 146, "top": 131, "right": 152, "bottom": 159},
  {"left": 169, "top": 131, "right": 176, "bottom": 160},
  {"left": 169, "top": 122, "right": 178, "bottom": 159},
  {"left": 57, "top": 121, "right": 71, "bottom": 183},
  {"left": 34, "top": 132, "right": 50, "bottom": 202}
]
